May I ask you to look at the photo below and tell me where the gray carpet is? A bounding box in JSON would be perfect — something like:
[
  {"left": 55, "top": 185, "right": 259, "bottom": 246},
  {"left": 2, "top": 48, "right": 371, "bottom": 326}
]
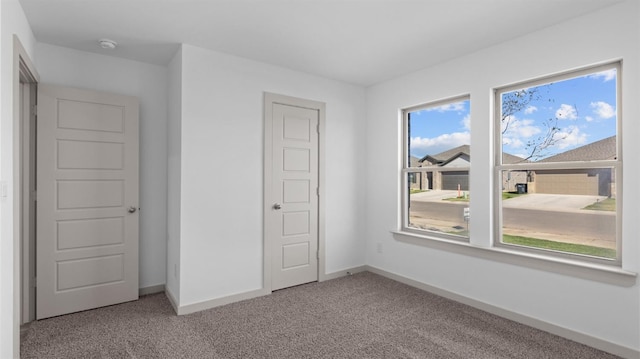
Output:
[{"left": 21, "top": 272, "right": 619, "bottom": 358}]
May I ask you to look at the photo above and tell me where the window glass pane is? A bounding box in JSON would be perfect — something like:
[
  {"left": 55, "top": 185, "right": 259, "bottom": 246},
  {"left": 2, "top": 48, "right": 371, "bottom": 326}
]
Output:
[
  {"left": 405, "top": 98, "right": 470, "bottom": 239},
  {"left": 498, "top": 65, "right": 619, "bottom": 261},
  {"left": 408, "top": 171, "right": 470, "bottom": 237},
  {"left": 501, "top": 68, "right": 617, "bottom": 163},
  {"left": 500, "top": 168, "right": 616, "bottom": 259}
]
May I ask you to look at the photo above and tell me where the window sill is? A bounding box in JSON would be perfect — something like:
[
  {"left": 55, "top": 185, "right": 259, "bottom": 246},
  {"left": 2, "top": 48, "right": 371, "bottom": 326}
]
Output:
[{"left": 391, "top": 230, "right": 637, "bottom": 287}]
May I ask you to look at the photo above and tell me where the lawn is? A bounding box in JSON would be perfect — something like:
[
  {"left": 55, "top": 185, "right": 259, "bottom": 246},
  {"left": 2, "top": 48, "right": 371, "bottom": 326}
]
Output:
[
  {"left": 443, "top": 195, "right": 469, "bottom": 202},
  {"left": 502, "top": 191, "right": 525, "bottom": 200},
  {"left": 410, "top": 189, "right": 427, "bottom": 195},
  {"left": 502, "top": 234, "right": 616, "bottom": 259},
  {"left": 442, "top": 192, "right": 525, "bottom": 202},
  {"left": 583, "top": 198, "right": 616, "bottom": 211}
]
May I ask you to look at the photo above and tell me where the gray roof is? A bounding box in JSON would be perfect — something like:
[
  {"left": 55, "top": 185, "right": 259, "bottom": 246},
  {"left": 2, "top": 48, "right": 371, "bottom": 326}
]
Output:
[
  {"left": 419, "top": 145, "right": 469, "bottom": 164},
  {"left": 415, "top": 137, "right": 614, "bottom": 166},
  {"left": 540, "top": 136, "right": 616, "bottom": 162},
  {"left": 409, "top": 155, "right": 421, "bottom": 167},
  {"left": 502, "top": 152, "right": 528, "bottom": 164},
  {"left": 419, "top": 144, "right": 527, "bottom": 165}
]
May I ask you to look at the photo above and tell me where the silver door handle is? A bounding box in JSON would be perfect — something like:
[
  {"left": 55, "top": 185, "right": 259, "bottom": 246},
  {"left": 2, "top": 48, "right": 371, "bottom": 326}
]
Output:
[
  {"left": 128, "top": 206, "right": 137, "bottom": 213},
  {"left": 273, "top": 203, "right": 282, "bottom": 210}
]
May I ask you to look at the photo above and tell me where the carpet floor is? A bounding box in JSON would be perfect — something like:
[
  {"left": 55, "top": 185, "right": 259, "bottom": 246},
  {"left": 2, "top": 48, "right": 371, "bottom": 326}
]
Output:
[{"left": 21, "top": 272, "right": 620, "bottom": 358}]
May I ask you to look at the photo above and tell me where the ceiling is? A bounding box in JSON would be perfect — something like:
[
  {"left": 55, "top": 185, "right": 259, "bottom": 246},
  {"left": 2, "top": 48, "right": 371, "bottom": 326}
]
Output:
[{"left": 19, "top": 0, "right": 622, "bottom": 86}]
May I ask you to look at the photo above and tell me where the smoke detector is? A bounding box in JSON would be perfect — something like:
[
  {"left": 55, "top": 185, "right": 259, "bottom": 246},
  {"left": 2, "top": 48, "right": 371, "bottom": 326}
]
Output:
[{"left": 98, "top": 39, "right": 117, "bottom": 50}]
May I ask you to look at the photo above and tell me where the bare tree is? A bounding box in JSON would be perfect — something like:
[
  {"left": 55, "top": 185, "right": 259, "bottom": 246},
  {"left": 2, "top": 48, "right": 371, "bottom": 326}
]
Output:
[{"left": 501, "top": 85, "right": 570, "bottom": 161}]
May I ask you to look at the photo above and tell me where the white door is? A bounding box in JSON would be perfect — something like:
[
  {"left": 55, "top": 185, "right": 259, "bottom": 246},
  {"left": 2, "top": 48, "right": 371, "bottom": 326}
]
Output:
[
  {"left": 36, "top": 84, "right": 139, "bottom": 319},
  {"left": 266, "top": 95, "right": 321, "bottom": 291}
]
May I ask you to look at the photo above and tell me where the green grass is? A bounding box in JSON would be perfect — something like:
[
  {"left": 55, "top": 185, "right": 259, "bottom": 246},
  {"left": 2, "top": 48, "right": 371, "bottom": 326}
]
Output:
[
  {"left": 409, "top": 189, "right": 427, "bottom": 194},
  {"left": 503, "top": 234, "right": 616, "bottom": 259},
  {"left": 442, "top": 196, "right": 469, "bottom": 202},
  {"left": 583, "top": 198, "right": 616, "bottom": 212},
  {"left": 502, "top": 191, "right": 524, "bottom": 200}
]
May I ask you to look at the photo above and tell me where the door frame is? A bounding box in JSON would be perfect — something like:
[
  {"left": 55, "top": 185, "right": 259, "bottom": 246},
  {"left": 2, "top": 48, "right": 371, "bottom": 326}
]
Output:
[
  {"left": 13, "top": 35, "right": 39, "bottom": 351},
  {"left": 20, "top": 73, "right": 37, "bottom": 325},
  {"left": 263, "top": 92, "right": 326, "bottom": 292}
]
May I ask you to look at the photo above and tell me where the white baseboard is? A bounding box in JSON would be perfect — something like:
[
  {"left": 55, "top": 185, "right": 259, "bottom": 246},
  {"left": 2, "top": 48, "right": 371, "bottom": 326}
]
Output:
[
  {"left": 139, "top": 284, "right": 165, "bottom": 296},
  {"left": 169, "top": 265, "right": 368, "bottom": 315},
  {"left": 176, "top": 288, "right": 270, "bottom": 315},
  {"left": 322, "top": 265, "right": 367, "bottom": 281},
  {"left": 365, "top": 265, "right": 639, "bottom": 359},
  {"left": 165, "top": 288, "right": 179, "bottom": 314}
]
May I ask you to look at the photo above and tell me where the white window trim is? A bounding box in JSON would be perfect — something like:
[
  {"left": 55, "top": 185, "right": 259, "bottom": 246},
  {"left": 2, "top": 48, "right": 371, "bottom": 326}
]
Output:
[
  {"left": 401, "top": 96, "right": 471, "bottom": 241},
  {"left": 494, "top": 62, "right": 622, "bottom": 266},
  {"left": 393, "top": 62, "right": 636, "bottom": 284}
]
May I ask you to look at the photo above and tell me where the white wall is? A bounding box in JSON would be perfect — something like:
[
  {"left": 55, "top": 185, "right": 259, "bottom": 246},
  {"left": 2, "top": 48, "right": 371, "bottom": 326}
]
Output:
[
  {"left": 166, "top": 47, "right": 182, "bottom": 302},
  {"left": 0, "top": 1, "right": 36, "bottom": 357},
  {"left": 175, "top": 44, "right": 367, "bottom": 306},
  {"left": 365, "top": 0, "right": 639, "bottom": 353},
  {"left": 34, "top": 43, "right": 169, "bottom": 290}
]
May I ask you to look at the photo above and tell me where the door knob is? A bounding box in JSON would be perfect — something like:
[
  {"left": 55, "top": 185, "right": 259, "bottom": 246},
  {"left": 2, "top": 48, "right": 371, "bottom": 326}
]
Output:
[
  {"left": 128, "top": 206, "right": 137, "bottom": 213},
  {"left": 273, "top": 203, "right": 282, "bottom": 210}
]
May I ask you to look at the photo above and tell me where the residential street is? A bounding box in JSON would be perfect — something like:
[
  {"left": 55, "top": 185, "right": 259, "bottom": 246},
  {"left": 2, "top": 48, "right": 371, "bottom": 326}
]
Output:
[
  {"left": 503, "top": 207, "right": 614, "bottom": 241},
  {"left": 408, "top": 191, "right": 616, "bottom": 245}
]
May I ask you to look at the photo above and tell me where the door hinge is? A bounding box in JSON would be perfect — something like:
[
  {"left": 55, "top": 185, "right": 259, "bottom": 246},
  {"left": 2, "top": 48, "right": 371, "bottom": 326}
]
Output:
[
  {"left": 316, "top": 124, "right": 320, "bottom": 134},
  {"left": 316, "top": 250, "right": 319, "bottom": 259},
  {"left": 316, "top": 187, "right": 319, "bottom": 196},
  {"left": 31, "top": 105, "right": 37, "bottom": 115},
  {"left": 33, "top": 277, "right": 37, "bottom": 288}
]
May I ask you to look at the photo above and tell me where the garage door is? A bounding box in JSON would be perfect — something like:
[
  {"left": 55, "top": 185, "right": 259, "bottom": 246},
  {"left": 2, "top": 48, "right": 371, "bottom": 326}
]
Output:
[
  {"left": 535, "top": 169, "right": 606, "bottom": 195},
  {"left": 442, "top": 171, "right": 469, "bottom": 190}
]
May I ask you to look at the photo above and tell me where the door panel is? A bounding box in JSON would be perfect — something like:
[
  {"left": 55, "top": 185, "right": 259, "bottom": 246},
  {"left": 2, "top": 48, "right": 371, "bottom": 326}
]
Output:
[
  {"left": 269, "top": 103, "right": 319, "bottom": 291},
  {"left": 57, "top": 217, "right": 124, "bottom": 249},
  {"left": 57, "top": 140, "right": 124, "bottom": 169},
  {"left": 442, "top": 171, "right": 469, "bottom": 191},
  {"left": 37, "top": 84, "right": 139, "bottom": 319}
]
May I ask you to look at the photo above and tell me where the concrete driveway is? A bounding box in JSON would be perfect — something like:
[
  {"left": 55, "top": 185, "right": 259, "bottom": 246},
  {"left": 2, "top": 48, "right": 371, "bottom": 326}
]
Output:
[
  {"left": 501, "top": 193, "right": 608, "bottom": 212},
  {"left": 411, "top": 190, "right": 607, "bottom": 212}
]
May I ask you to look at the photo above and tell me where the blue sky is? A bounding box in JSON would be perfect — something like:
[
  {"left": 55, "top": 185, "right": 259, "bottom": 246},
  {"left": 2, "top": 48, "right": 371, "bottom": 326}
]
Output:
[
  {"left": 408, "top": 68, "right": 617, "bottom": 160},
  {"left": 408, "top": 99, "right": 471, "bottom": 158}
]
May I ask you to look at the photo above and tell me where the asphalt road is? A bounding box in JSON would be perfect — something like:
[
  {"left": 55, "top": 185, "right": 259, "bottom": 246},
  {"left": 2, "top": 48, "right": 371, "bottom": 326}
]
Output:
[{"left": 409, "top": 201, "right": 615, "bottom": 241}]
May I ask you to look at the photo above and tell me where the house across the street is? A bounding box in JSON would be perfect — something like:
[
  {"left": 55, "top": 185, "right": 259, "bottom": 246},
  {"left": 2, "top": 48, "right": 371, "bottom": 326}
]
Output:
[{"left": 411, "top": 136, "right": 615, "bottom": 197}]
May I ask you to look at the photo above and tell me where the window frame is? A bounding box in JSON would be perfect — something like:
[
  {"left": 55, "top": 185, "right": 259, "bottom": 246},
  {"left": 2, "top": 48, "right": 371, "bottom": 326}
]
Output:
[
  {"left": 493, "top": 62, "right": 622, "bottom": 266},
  {"left": 401, "top": 95, "right": 471, "bottom": 242}
]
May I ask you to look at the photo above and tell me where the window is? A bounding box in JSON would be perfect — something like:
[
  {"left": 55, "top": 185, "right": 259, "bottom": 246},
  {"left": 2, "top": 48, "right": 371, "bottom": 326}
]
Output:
[
  {"left": 495, "top": 63, "right": 620, "bottom": 263},
  {"left": 402, "top": 97, "right": 471, "bottom": 240}
]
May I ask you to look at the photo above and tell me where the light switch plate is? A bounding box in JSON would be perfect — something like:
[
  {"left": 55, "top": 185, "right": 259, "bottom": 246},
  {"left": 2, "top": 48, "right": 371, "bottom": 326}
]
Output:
[{"left": 0, "top": 181, "right": 8, "bottom": 198}]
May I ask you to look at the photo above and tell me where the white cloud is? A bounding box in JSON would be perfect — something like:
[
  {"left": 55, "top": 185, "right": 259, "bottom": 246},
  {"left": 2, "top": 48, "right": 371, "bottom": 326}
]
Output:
[
  {"left": 589, "top": 69, "right": 616, "bottom": 82},
  {"left": 553, "top": 125, "right": 587, "bottom": 149},
  {"left": 501, "top": 116, "right": 541, "bottom": 150},
  {"left": 585, "top": 116, "right": 594, "bottom": 122},
  {"left": 555, "top": 104, "right": 578, "bottom": 120},
  {"left": 410, "top": 132, "right": 470, "bottom": 152},
  {"left": 502, "top": 137, "right": 524, "bottom": 148},
  {"left": 502, "top": 116, "right": 541, "bottom": 139},
  {"left": 590, "top": 101, "right": 616, "bottom": 119},
  {"left": 524, "top": 105, "right": 538, "bottom": 115},
  {"left": 426, "top": 101, "right": 466, "bottom": 112},
  {"left": 461, "top": 114, "right": 471, "bottom": 130}
]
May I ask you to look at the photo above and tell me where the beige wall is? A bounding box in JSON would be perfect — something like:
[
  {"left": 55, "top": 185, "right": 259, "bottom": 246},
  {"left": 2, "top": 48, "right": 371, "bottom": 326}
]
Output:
[
  {"left": 533, "top": 169, "right": 612, "bottom": 196},
  {"left": 502, "top": 171, "right": 528, "bottom": 192}
]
